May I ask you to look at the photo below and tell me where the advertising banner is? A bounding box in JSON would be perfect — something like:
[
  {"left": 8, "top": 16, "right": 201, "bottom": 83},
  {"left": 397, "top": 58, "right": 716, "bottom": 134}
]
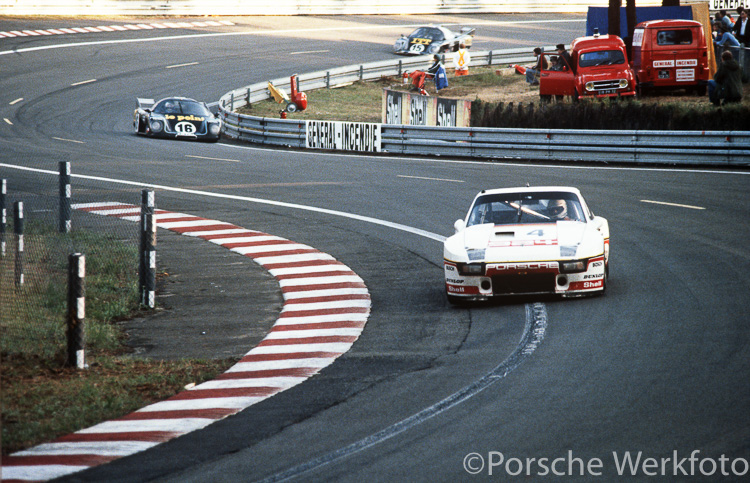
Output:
[
  {"left": 306, "top": 120, "right": 381, "bottom": 152},
  {"left": 382, "top": 89, "right": 471, "bottom": 127}
]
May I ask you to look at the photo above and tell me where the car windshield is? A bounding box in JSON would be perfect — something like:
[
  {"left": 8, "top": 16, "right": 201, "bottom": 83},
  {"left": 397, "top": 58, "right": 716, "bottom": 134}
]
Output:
[
  {"left": 467, "top": 192, "right": 586, "bottom": 226},
  {"left": 410, "top": 27, "right": 444, "bottom": 41},
  {"left": 153, "top": 99, "right": 211, "bottom": 116},
  {"left": 578, "top": 49, "right": 625, "bottom": 67}
]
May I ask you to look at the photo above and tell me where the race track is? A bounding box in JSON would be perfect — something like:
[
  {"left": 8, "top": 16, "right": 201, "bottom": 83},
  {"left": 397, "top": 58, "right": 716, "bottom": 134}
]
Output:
[{"left": 2, "top": 13, "right": 749, "bottom": 482}]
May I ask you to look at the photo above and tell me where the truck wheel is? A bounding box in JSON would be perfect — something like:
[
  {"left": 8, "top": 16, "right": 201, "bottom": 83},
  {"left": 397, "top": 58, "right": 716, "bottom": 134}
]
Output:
[
  {"left": 286, "top": 102, "right": 297, "bottom": 113},
  {"left": 540, "top": 94, "right": 552, "bottom": 104},
  {"left": 697, "top": 85, "right": 707, "bottom": 96}
]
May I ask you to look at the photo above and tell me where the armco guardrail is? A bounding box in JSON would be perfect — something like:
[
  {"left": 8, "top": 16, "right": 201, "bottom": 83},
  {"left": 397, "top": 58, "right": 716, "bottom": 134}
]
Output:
[{"left": 219, "top": 49, "right": 750, "bottom": 167}]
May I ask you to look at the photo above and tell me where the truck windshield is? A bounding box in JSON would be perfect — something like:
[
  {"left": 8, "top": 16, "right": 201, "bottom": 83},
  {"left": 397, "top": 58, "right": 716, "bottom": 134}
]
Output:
[
  {"left": 579, "top": 50, "right": 625, "bottom": 67},
  {"left": 657, "top": 29, "right": 693, "bottom": 45}
]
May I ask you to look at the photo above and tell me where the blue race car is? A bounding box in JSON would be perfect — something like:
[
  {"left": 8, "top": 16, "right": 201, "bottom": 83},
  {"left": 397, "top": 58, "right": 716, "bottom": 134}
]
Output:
[{"left": 134, "top": 97, "right": 222, "bottom": 142}]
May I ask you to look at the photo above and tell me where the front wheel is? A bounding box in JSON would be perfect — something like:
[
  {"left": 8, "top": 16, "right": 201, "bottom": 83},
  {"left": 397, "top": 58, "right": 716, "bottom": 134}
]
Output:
[{"left": 447, "top": 293, "right": 469, "bottom": 306}]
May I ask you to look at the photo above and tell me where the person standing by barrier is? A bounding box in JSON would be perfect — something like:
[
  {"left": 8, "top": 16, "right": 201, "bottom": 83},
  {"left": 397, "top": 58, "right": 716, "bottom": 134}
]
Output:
[
  {"left": 453, "top": 43, "right": 471, "bottom": 76},
  {"left": 733, "top": 9, "right": 749, "bottom": 46},
  {"left": 708, "top": 50, "right": 743, "bottom": 106}
]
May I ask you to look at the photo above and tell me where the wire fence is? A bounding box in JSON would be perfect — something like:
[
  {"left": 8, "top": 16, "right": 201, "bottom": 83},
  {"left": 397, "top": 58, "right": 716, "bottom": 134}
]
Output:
[{"left": 1, "top": 167, "right": 143, "bottom": 360}]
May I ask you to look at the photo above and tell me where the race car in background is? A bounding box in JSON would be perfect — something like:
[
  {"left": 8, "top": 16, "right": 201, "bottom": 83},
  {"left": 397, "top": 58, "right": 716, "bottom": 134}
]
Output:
[
  {"left": 444, "top": 186, "right": 609, "bottom": 304},
  {"left": 134, "top": 97, "right": 222, "bottom": 142},
  {"left": 393, "top": 25, "right": 475, "bottom": 55}
]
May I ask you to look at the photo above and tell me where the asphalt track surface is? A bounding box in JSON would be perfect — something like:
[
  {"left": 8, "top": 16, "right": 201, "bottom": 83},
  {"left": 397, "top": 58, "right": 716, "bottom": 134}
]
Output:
[{"left": 2, "top": 13, "right": 750, "bottom": 482}]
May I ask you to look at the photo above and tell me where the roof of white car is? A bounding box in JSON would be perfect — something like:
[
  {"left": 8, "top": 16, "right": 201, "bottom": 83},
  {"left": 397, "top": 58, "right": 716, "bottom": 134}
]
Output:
[{"left": 476, "top": 186, "right": 583, "bottom": 196}]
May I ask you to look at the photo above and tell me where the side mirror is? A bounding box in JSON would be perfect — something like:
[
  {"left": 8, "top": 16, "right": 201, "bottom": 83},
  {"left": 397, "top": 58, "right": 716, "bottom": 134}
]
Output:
[{"left": 454, "top": 219, "right": 466, "bottom": 233}]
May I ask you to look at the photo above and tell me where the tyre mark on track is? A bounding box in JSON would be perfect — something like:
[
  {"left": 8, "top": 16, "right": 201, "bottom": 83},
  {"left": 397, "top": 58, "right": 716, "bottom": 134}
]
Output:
[{"left": 257, "top": 302, "right": 548, "bottom": 482}]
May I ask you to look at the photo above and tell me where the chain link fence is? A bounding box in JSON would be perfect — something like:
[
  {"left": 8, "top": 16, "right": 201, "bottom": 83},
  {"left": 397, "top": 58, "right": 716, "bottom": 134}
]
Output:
[{"left": 1, "top": 166, "right": 144, "bottom": 361}]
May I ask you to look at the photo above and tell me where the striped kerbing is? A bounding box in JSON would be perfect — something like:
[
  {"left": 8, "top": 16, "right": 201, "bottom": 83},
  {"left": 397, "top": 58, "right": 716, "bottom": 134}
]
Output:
[
  {"left": 2, "top": 202, "right": 370, "bottom": 482},
  {"left": 0, "top": 20, "right": 235, "bottom": 39}
]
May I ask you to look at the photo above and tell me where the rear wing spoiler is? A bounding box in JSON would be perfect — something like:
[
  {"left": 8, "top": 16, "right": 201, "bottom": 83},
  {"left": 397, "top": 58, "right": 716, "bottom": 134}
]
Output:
[{"left": 136, "top": 97, "right": 155, "bottom": 109}]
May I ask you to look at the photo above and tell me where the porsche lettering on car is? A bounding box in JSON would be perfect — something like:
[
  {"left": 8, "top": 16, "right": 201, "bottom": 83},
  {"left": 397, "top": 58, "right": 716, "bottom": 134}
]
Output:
[
  {"left": 393, "top": 25, "right": 475, "bottom": 55},
  {"left": 134, "top": 97, "right": 222, "bottom": 142},
  {"left": 443, "top": 187, "right": 610, "bottom": 303}
]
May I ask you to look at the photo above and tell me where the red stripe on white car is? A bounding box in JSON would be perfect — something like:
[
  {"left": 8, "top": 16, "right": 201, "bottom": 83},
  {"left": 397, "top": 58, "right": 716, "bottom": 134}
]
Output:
[{"left": 2, "top": 202, "right": 370, "bottom": 482}]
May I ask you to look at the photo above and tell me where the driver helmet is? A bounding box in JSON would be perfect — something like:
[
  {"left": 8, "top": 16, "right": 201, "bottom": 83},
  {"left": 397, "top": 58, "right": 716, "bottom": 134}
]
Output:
[{"left": 549, "top": 199, "right": 568, "bottom": 219}]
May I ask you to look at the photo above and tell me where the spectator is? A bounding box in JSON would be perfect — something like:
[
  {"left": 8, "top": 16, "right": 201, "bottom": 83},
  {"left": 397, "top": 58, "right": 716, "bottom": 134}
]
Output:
[
  {"left": 427, "top": 54, "right": 449, "bottom": 91},
  {"left": 525, "top": 47, "right": 548, "bottom": 85},
  {"left": 733, "top": 9, "right": 749, "bottom": 46},
  {"left": 713, "top": 22, "right": 740, "bottom": 49},
  {"left": 719, "top": 10, "right": 734, "bottom": 28},
  {"left": 708, "top": 50, "right": 743, "bottom": 106},
  {"left": 452, "top": 42, "right": 471, "bottom": 76},
  {"left": 551, "top": 43, "right": 574, "bottom": 72}
]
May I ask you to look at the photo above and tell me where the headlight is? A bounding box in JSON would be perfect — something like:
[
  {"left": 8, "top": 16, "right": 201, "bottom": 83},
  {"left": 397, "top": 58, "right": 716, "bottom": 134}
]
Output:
[
  {"left": 560, "top": 260, "right": 587, "bottom": 273},
  {"left": 149, "top": 120, "right": 163, "bottom": 133},
  {"left": 585, "top": 82, "right": 594, "bottom": 92},
  {"left": 457, "top": 263, "right": 485, "bottom": 275},
  {"left": 619, "top": 79, "right": 628, "bottom": 88},
  {"left": 209, "top": 123, "right": 221, "bottom": 136}
]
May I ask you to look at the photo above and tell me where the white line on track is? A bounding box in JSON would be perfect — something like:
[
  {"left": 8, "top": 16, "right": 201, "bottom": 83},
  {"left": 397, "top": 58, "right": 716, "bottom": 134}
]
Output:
[
  {"left": 398, "top": 174, "right": 464, "bottom": 183},
  {"left": 51, "top": 137, "right": 85, "bottom": 144},
  {"left": 70, "top": 78, "right": 96, "bottom": 86},
  {"left": 640, "top": 199, "right": 706, "bottom": 210},
  {"left": 4, "top": 118, "right": 12, "bottom": 125},
  {"left": 0, "top": 163, "right": 446, "bottom": 242},
  {"left": 185, "top": 154, "right": 241, "bottom": 163},
  {"left": 166, "top": 61, "right": 199, "bottom": 69},
  {"left": 290, "top": 50, "right": 330, "bottom": 55},
  {"left": 9, "top": 98, "right": 23, "bottom": 105}
]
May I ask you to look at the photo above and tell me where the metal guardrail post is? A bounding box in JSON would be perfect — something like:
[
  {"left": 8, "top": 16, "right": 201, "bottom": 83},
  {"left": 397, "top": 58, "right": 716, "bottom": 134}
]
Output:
[
  {"left": 398, "top": 59, "right": 402, "bottom": 76},
  {"left": 488, "top": 50, "right": 493, "bottom": 66},
  {"left": 139, "top": 189, "right": 156, "bottom": 309},
  {"left": 326, "top": 71, "right": 330, "bottom": 88},
  {"left": 13, "top": 201, "right": 23, "bottom": 287},
  {"left": 67, "top": 253, "right": 86, "bottom": 369},
  {"left": 1, "top": 179, "right": 6, "bottom": 258},
  {"left": 359, "top": 65, "right": 364, "bottom": 81},
  {"left": 58, "top": 161, "right": 71, "bottom": 233}
]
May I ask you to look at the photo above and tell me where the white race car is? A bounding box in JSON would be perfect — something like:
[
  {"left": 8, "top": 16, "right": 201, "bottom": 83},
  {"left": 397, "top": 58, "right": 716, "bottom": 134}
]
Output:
[{"left": 444, "top": 187, "right": 609, "bottom": 303}]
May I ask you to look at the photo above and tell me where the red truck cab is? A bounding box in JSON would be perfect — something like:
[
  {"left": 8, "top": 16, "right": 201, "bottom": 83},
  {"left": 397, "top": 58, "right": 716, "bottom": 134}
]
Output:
[
  {"left": 539, "top": 33, "right": 636, "bottom": 101},
  {"left": 631, "top": 19, "right": 709, "bottom": 96}
]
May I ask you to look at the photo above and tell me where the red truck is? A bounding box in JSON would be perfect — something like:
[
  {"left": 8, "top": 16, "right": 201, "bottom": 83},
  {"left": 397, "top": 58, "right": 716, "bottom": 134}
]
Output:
[
  {"left": 631, "top": 19, "right": 709, "bottom": 96},
  {"left": 539, "top": 32, "right": 637, "bottom": 102}
]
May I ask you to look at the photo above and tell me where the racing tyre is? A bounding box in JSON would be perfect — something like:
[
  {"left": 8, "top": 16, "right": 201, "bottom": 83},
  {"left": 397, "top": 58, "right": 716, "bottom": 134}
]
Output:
[
  {"left": 135, "top": 115, "right": 145, "bottom": 134},
  {"left": 286, "top": 102, "right": 297, "bottom": 113}
]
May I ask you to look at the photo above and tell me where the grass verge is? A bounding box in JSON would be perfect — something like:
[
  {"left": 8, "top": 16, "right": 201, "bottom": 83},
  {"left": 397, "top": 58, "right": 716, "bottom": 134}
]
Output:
[
  {"left": 1, "top": 222, "right": 237, "bottom": 455},
  {"left": 239, "top": 65, "right": 750, "bottom": 129}
]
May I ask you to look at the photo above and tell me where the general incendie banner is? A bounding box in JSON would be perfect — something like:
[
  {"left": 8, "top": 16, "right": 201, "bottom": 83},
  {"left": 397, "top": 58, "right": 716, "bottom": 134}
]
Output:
[{"left": 306, "top": 120, "right": 382, "bottom": 153}]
